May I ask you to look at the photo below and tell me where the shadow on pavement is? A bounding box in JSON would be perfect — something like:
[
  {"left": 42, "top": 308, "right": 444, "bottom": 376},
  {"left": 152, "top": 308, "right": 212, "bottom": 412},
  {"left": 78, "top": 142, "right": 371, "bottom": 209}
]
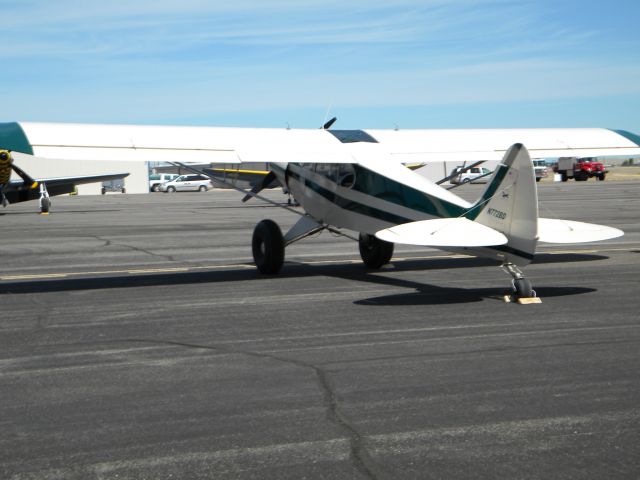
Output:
[{"left": 0, "top": 253, "right": 605, "bottom": 305}]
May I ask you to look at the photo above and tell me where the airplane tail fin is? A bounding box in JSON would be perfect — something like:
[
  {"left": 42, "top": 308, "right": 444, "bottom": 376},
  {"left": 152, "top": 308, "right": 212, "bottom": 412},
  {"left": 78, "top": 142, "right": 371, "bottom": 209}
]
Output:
[
  {"left": 376, "top": 143, "right": 622, "bottom": 261},
  {"left": 465, "top": 144, "right": 538, "bottom": 266}
]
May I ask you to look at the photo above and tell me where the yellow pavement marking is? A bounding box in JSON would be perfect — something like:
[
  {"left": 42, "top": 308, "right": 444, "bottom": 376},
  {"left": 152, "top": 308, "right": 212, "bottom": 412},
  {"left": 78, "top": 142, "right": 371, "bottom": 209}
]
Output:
[
  {"left": 1, "top": 273, "right": 69, "bottom": 280},
  {"left": 0, "top": 264, "right": 254, "bottom": 281}
]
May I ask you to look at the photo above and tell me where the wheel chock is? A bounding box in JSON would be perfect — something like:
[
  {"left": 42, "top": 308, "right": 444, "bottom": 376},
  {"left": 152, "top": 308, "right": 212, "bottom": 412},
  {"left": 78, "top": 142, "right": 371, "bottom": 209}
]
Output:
[
  {"left": 516, "top": 297, "right": 542, "bottom": 305},
  {"left": 503, "top": 295, "right": 542, "bottom": 304}
]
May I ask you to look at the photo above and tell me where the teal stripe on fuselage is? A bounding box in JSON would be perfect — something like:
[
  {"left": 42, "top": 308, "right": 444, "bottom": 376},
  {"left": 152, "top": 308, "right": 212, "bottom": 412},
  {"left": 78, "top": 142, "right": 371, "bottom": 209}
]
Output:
[
  {"left": 286, "top": 163, "right": 472, "bottom": 224},
  {"left": 0, "top": 123, "right": 34, "bottom": 155},
  {"left": 289, "top": 168, "right": 414, "bottom": 225},
  {"left": 464, "top": 163, "right": 509, "bottom": 221},
  {"left": 350, "top": 164, "right": 466, "bottom": 219},
  {"left": 281, "top": 162, "right": 534, "bottom": 261}
]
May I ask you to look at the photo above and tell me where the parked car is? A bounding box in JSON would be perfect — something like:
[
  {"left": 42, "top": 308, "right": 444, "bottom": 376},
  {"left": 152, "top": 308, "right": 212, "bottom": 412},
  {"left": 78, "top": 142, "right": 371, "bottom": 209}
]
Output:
[
  {"left": 450, "top": 166, "right": 493, "bottom": 184},
  {"left": 159, "top": 174, "right": 213, "bottom": 192},
  {"left": 149, "top": 173, "right": 179, "bottom": 192}
]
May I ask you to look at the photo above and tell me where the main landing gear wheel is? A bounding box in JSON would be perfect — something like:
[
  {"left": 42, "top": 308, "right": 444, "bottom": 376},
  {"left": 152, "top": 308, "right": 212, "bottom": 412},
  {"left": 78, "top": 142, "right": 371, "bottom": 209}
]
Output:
[
  {"left": 358, "top": 233, "right": 394, "bottom": 268},
  {"left": 252, "top": 219, "right": 285, "bottom": 274}
]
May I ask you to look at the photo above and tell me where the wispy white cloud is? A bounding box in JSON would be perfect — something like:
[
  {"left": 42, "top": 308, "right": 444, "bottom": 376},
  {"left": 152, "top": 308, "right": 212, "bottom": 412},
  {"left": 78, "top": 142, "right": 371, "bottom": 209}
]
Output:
[{"left": 1, "top": 0, "right": 639, "bottom": 129}]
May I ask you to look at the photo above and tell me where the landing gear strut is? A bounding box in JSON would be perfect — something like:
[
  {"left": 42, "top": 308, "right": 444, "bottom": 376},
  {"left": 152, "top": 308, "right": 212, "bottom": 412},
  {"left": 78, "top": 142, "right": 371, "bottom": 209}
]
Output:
[{"left": 502, "top": 262, "right": 536, "bottom": 301}]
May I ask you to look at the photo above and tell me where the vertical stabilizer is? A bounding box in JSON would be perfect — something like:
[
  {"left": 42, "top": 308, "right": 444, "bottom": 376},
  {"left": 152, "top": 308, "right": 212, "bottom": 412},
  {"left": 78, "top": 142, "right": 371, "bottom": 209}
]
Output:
[{"left": 466, "top": 144, "right": 538, "bottom": 266}]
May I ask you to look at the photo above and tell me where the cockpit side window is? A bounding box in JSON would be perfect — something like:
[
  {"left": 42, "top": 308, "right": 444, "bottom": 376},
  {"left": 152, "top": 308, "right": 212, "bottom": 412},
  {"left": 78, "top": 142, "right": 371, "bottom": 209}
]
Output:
[
  {"left": 336, "top": 164, "right": 356, "bottom": 188},
  {"left": 314, "top": 163, "right": 336, "bottom": 181}
]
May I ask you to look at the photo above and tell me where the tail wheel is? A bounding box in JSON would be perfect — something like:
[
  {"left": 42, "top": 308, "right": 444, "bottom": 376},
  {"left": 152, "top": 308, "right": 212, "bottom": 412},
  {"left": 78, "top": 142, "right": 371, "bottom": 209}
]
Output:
[
  {"left": 252, "top": 219, "right": 285, "bottom": 274},
  {"left": 513, "top": 278, "right": 534, "bottom": 298},
  {"left": 358, "top": 233, "right": 394, "bottom": 268}
]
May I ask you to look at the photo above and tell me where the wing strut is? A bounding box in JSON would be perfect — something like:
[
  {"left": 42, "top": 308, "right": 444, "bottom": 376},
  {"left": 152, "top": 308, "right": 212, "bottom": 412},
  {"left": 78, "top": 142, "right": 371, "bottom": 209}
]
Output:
[
  {"left": 10, "top": 162, "right": 39, "bottom": 189},
  {"left": 171, "top": 162, "right": 303, "bottom": 215},
  {"left": 240, "top": 171, "right": 277, "bottom": 203},
  {"left": 435, "top": 160, "right": 485, "bottom": 185}
]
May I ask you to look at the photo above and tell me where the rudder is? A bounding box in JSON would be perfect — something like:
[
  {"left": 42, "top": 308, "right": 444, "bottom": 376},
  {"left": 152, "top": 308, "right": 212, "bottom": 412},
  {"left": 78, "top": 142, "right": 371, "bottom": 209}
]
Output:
[{"left": 466, "top": 144, "right": 538, "bottom": 266}]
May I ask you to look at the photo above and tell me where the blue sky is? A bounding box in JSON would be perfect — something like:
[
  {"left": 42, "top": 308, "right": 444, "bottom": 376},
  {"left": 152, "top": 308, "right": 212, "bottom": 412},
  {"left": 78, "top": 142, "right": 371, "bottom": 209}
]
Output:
[{"left": 1, "top": 0, "right": 639, "bottom": 131}]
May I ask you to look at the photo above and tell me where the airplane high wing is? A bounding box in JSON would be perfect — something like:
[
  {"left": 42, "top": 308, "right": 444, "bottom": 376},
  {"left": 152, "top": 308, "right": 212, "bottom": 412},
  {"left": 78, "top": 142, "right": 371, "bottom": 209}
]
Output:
[
  {"left": 1, "top": 149, "right": 129, "bottom": 214},
  {"left": 2, "top": 121, "right": 639, "bottom": 301},
  {"left": 2, "top": 121, "right": 639, "bottom": 163}
]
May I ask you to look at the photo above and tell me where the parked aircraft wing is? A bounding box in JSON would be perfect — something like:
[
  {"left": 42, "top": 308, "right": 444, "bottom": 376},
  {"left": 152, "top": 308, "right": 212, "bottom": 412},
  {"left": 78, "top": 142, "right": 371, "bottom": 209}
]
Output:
[
  {"left": 376, "top": 218, "right": 508, "bottom": 247},
  {"left": 8, "top": 172, "right": 129, "bottom": 190}
]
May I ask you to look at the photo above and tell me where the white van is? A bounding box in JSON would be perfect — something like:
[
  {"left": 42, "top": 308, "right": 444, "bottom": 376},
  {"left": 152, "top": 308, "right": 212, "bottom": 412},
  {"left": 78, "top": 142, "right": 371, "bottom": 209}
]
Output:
[
  {"left": 159, "top": 174, "right": 214, "bottom": 192},
  {"left": 450, "top": 166, "right": 493, "bottom": 184}
]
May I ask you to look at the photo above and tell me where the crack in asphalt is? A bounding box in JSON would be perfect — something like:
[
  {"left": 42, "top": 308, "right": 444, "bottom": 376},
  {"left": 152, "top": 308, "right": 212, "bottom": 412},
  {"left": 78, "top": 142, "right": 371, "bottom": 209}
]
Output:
[
  {"left": 91, "top": 235, "right": 178, "bottom": 263},
  {"left": 120, "top": 338, "right": 380, "bottom": 480}
]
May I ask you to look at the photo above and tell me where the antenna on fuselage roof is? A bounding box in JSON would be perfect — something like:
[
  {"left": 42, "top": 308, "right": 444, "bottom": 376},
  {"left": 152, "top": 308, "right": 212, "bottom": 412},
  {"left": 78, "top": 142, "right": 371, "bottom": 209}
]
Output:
[
  {"left": 321, "top": 103, "right": 336, "bottom": 130},
  {"left": 322, "top": 116, "right": 337, "bottom": 130}
]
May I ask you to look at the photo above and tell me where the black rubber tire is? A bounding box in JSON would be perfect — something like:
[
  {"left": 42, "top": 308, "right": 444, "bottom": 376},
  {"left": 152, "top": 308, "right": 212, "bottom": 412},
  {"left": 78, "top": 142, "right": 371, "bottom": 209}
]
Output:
[
  {"left": 575, "top": 171, "right": 588, "bottom": 181},
  {"left": 597, "top": 173, "right": 606, "bottom": 181},
  {"left": 536, "top": 177, "right": 541, "bottom": 182},
  {"left": 358, "top": 233, "right": 394, "bottom": 268},
  {"left": 198, "top": 185, "right": 208, "bottom": 192},
  {"left": 40, "top": 198, "right": 51, "bottom": 214},
  {"left": 513, "top": 278, "right": 533, "bottom": 298},
  {"left": 561, "top": 172, "right": 568, "bottom": 182},
  {"left": 252, "top": 219, "right": 285, "bottom": 274},
  {"left": 166, "top": 186, "right": 176, "bottom": 193},
  {"left": 152, "top": 184, "right": 160, "bottom": 192}
]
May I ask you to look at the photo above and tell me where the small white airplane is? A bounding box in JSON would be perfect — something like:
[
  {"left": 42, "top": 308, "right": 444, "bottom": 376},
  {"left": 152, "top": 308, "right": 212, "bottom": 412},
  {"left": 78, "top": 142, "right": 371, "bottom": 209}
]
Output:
[
  {"left": 1, "top": 149, "right": 129, "bottom": 214},
  {"left": 3, "top": 121, "right": 639, "bottom": 300}
]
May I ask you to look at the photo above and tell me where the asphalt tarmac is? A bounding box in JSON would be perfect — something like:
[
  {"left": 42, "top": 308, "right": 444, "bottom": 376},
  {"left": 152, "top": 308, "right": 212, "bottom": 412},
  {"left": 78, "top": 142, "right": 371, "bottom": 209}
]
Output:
[{"left": 1, "top": 181, "right": 639, "bottom": 479}]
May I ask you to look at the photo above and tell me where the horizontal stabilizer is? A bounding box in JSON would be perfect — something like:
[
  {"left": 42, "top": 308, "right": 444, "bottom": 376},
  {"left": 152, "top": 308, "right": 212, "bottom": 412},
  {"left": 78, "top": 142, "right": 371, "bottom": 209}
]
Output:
[
  {"left": 375, "top": 218, "right": 508, "bottom": 247},
  {"left": 538, "top": 218, "right": 624, "bottom": 243}
]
